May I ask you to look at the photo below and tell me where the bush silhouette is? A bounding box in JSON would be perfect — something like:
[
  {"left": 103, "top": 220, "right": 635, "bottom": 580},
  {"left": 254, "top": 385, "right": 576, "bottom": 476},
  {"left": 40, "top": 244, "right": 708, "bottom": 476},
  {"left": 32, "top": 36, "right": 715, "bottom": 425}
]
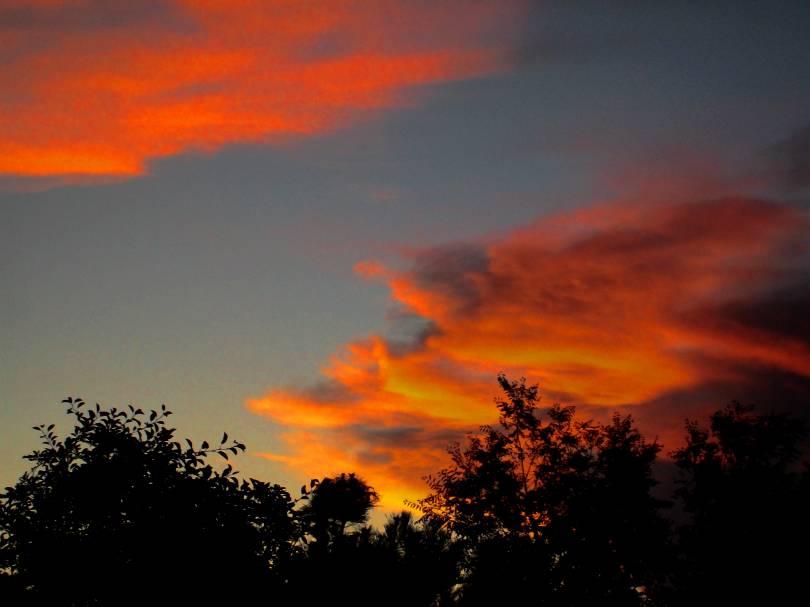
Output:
[{"left": 0, "top": 398, "right": 297, "bottom": 605}]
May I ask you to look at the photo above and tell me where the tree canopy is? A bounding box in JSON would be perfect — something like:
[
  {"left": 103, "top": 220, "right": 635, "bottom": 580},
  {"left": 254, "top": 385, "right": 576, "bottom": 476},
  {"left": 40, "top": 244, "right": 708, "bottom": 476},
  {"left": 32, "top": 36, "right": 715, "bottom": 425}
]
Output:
[
  {"left": 0, "top": 398, "right": 297, "bottom": 604},
  {"left": 300, "top": 471, "right": 380, "bottom": 546},
  {"left": 2, "top": 380, "right": 807, "bottom": 606},
  {"left": 670, "top": 402, "right": 809, "bottom": 605},
  {"left": 415, "top": 374, "right": 670, "bottom": 605}
]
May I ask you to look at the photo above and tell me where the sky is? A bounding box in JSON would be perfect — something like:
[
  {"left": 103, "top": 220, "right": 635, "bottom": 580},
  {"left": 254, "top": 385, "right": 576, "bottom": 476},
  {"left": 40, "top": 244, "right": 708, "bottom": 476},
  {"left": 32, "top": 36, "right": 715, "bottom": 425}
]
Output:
[{"left": 2, "top": 0, "right": 809, "bottom": 510}]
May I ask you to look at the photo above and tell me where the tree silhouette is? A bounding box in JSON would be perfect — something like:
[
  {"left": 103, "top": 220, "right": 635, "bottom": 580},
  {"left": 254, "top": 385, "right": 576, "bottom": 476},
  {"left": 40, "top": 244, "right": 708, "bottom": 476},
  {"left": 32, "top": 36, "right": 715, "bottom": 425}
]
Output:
[
  {"left": 280, "top": 473, "right": 381, "bottom": 605},
  {"left": 4, "top": 384, "right": 807, "bottom": 606},
  {"left": 670, "top": 402, "right": 809, "bottom": 605},
  {"left": 299, "top": 472, "right": 379, "bottom": 547},
  {"left": 0, "top": 397, "right": 298, "bottom": 605},
  {"left": 416, "top": 375, "right": 670, "bottom": 605},
  {"left": 367, "top": 511, "right": 462, "bottom": 605}
]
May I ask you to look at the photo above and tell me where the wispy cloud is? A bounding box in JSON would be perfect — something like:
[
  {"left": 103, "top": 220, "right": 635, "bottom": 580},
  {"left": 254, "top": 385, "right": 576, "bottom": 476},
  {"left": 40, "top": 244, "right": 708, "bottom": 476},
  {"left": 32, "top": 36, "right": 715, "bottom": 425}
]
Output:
[
  {"left": 248, "top": 197, "right": 810, "bottom": 507},
  {"left": 0, "top": 0, "right": 523, "bottom": 180}
]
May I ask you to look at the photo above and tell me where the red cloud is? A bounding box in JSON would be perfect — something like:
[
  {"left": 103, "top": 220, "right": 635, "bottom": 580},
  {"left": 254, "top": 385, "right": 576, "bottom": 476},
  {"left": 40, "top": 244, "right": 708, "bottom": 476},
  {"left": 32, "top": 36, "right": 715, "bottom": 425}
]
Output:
[
  {"left": 248, "top": 198, "right": 810, "bottom": 508},
  {"left": 0, "top": 0, "right": 523, "bottom": 179}
]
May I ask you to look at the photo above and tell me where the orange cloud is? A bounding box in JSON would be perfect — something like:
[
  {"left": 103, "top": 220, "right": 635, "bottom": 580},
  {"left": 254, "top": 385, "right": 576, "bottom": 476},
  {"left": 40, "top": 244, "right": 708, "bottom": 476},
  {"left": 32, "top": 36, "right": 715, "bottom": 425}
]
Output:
[
  {"left": 0, "top": 0, "right": 523, "bottom": 179},
  {"left": 248, "top": 197, "right": 810, "bottom": 508}
]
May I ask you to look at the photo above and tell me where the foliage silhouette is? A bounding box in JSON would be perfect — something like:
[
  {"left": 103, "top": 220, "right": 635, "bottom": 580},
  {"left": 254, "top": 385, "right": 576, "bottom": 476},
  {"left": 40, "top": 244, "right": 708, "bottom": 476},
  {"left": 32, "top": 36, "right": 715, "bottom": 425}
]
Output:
[
  {"left": 284, "top": 507, "right": 461, "bottom": 607},
  {"left": 670, "top": 402, "right": 809, "bottom": 605},
  {"left": 367, "top": 511, "right": 461, "bottom": 605},
  {"left": 282, "top": 473, "right": 387, "bottom": 605},
  {"left": 299, "top": 472, "right": 379, "bottom": 548},
  {"left": 3, "top": 381, "right": 808, "bottom": 606},
  {"left": 415, "top": 374, "right": 671, "bottom": 605},
  {"left": 0, "top": 397, "right": 297, "bottom": 605}
]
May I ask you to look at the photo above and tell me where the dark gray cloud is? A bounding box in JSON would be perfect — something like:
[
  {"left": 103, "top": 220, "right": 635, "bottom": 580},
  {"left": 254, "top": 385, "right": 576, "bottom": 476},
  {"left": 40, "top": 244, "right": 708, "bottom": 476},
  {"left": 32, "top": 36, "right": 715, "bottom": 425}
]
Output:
[
  {"left": 342, "top": 421, "right": 468, "bottom": 471},
  {"left": 410, "top": 242, "right": 489, "bottom": 314},
  {"left": 0, "top": 0, "right": 183, "bottom": 32},
  {"left": 298, "top": 380, "right": 360, "bottom": 405},
  {"left": 384, "top": 313, "right": 437, "bottom": 357},
  {"left": 347, "top": 421, "right": 464, "bottom": 453},
  {"left": 621, "top": 364, "right": 810, "bottom": 450},
  {"left": 766, "top": 122, "right": 810, "bottom": 190},
  {"left": 680, "top": 278, "right": 810, "bottom": 346}
]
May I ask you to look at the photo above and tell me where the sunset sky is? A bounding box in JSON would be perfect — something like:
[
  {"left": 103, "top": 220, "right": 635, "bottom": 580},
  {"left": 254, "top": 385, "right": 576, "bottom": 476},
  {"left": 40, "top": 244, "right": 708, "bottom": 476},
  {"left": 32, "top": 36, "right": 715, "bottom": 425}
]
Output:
[{"left": 2, "top": 0, "right": 809, "bottom": 510}]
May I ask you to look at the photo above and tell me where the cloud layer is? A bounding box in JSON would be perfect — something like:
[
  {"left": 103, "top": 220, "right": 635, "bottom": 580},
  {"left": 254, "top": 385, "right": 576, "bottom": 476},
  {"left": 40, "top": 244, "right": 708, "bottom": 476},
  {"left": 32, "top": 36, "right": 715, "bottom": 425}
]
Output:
[
  {"left": 248, "top": 197, "right": 810, "bottom": 507},
  {"left": 0, "top": 0, "right": 521, "bottom": 179}
]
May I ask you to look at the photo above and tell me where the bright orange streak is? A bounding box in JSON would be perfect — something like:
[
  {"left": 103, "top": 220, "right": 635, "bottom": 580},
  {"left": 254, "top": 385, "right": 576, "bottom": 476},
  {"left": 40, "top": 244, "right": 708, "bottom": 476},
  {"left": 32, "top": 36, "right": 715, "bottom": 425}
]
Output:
[
  {"left": 255, "top": 425, "right": 460, "bottom": 511},
  {"left": 0, "top": 0, "right": 522, "bottom": 180},
  {"left": 248, "top": 198, "right": 810, "bottom": 508}
]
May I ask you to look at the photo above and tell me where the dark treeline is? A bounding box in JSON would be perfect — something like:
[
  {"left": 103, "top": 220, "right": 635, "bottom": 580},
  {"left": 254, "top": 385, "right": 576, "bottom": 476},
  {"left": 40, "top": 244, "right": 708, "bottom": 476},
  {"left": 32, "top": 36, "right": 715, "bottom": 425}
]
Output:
[{"left": 1, "top": 376, "right": 808, "bottom": 606}]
